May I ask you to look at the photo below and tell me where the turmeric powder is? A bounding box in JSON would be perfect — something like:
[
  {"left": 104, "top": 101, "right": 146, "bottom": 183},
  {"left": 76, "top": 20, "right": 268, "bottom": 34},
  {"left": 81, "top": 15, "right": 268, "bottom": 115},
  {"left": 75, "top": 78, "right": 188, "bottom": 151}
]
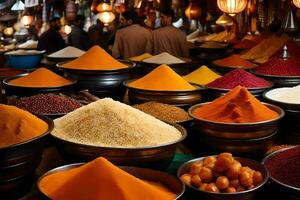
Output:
[
  {"left": 39, "top": 157, "right": 175, "bottom": 200},
  {"left": 129, "top": 64, "right": 195, "bottom": 91},
  {"left": 192, "top": 86, "right": 279, "bottom": 123},
  {"left": 62, "top": 45, "right": 127, "bottom": 70},
  {"left": 0, "top": 104, "right": 48, "bottom": 148},
  {"left": 9, "top": 67, "right": 73, "bottom": 87},
  {"left": 183, "top": 65, "right": 221, "bottom": 85}
]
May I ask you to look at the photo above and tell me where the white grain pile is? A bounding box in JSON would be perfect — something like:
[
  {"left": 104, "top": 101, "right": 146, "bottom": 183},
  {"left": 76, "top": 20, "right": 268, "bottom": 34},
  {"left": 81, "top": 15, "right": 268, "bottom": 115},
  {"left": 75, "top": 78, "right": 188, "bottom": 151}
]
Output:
[
  {"left": 18, "top": 40, "right": 38, "bottom": 49},
  {"left": 5, "top": 49, "right": 44, "bottom": 55},
  {"left": 266, "top": 85, "right": 300, "bottom": 104},
  {"left": 52, "top": 98, "right": 182, "bottom": 148},
  {"left": 143, "top": 52, "right": 185, "bottom": 64},
  {"left": 48, "top": 46, "right": 85, "bottom": 58}
]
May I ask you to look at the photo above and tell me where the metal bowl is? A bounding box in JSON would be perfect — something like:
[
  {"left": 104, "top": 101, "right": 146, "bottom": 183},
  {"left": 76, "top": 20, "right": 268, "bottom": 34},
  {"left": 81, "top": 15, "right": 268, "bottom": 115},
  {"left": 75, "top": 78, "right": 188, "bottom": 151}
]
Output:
[
  {"left": 188, "top": 102, "right": 284, "bottom": 139},
  {"left": 138, "top": 57, "right": 192, "bottom": 76},
  {"left": 204, "top": 84, "right": 273, "bottom": 102},
  {"left": 262, "top": 146, "right": 300, "bottom": 199},
  {"left": 4, "top": 51, "right": 44, "bottom": 69},
  {"left": 57, "top": 60, "right": 135, "bottom": 101},
  {"left": 3, "top": 74, "right": 77, "bottom": 97},
  {"left": 177, "top": 156, "right": 269, "bottom": 200},
  {"left": 263, "top": 88, "right": 300, "bottom": 110},
  {"left": 124, "top": 80, "right": 203, "bottom": 107},
  {"left": 0, "top": 116, "right": 53, "bottom": 199},
  {"left": 51, "top": 123, "right": 187, "bottom": 169},
  {"left": 45, "top": 55, "right": 79, "bottom": 63},
  {"left": 37, "top": 163, "right": 185, "bottom": 200},
  {"left": 250, "top": 70, "right": 300, "bottom": 87}
]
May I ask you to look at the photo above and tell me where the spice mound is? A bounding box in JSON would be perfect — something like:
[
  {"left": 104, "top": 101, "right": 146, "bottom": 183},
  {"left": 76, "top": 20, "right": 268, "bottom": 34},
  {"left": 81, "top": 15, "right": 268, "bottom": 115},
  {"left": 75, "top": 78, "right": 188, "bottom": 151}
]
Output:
[
  {"left": 192, "top": 86, "right": 279, "bottom": 123},
  {"left": 62, "top": 45, "right": 127, "bottom": 70},
  {"left": 133, "top": 102, "right": 191, "bottom": 123},
  {"left": 213, "top": 54, "right": 256, "bottom": 69},
  {"left": 48, "top": 46, "right": 85, "bottom": 58},
  {"left": 264, "top": 146, "right": 300, "bottom": 188},
  {"left": 265, "top": 85, "right": 300, "bottom": 104},
  {"left": 183, "top": 65, "right": 221, "bottom": 85},
  {"left": 128, "top": 64, "right": 195, "bottom": 91},
  {"left": 206, "top": 69, "right": 271, "bottom": 89},
  {"left": 233, "top": 39, "right": 257, "bottom": 49},
  {"left": 129, "top": 53, "right": 153, "bottom": 62},
  {"left": 143, "top": 52, "right": 185, "bottom": 64},
  {"left": 39, "top": 157, "right": 175, "bottom": 200},
  {"left": 52, "top": 98, "right": 182, "bottom": 147},
  {"left": 8, "top": 67, "right": 73, "bottom": 87},
  {"left": 0, "top": 104, "right": 48, "bottom": 148},
  {"left": 180, "top": 152, "right": 264, "bottom": 193},
  {"left": 16, "top": 94, "right": 81, "bottom": 114},
  {"left": 253, "top": 57, "right": 300, "bottom": 76}
]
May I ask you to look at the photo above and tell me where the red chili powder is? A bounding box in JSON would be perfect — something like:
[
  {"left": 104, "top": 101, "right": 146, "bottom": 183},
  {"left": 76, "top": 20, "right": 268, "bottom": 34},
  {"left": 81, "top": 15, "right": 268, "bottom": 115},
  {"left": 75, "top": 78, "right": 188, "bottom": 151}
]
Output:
[
  {"left": 233, "top": 39, "right": 257, "bottom": 49},
  {"left": 264, "top": 147, "right": 300, "bottom": 188},
  {"left": 253, "top": 57, "right": 300, "bottom": 76},
  {"left": 206, "top": 69, "right": 272, "bottom": 89},
  {"left": 214, "top": 54, "right": 257, "bottom": 69}
]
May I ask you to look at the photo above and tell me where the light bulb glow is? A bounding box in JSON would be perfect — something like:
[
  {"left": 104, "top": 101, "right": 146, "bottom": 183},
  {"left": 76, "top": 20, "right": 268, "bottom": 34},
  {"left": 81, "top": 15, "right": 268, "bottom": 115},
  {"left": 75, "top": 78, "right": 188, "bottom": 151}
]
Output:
[
  {"left": 217, "top": 0, "right": 247, "bottom": 14},
  {"left": 293, "top": 0, "right": 300, "bottom": 8},
  {"left": 98, "top": 12, "right": 115, "bottom": 26}
]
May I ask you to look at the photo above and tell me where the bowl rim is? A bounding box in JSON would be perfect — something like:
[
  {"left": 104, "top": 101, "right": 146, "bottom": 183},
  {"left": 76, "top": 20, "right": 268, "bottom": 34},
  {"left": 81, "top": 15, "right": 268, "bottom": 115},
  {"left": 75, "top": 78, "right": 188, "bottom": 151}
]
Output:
[
  {"left": 177, "top": 156, "right": 269, "bottom": 195},
  {"left": 4, "top": 50, "right": 45, "bottom": 56},
  {"left": 37, "top": 163, "right": 185, "bottom": 199},
  {"left": 263, "top": 87, "right": 300, "bottom": 107},
  {"left": 123, "top": 79, "right": 204, "bottom": 92},
  {"left": 212, "top": 60, "right": 257, "bottom": 69},
  {"left": 3, "top": 73, "right": 78, "bottom": 89},
  {"left": 140, "top": 56, "right": 191, "bottom": 65},
  {"left": 262, "top": 145, "right": 300, "bottom": 191},
  {"left": 250, "top": 69, "right": 300, "bottom": 78},
  {"left": 56, "top": 59, "right": 136, "bottom": 72},
  {"left": 0, "top": 115, "right": 54, "bottom": 150},
  {"left": 50, "top": 123, "right": 187, "bottom": 150},
  {"left": 188, "top": 102, "right": 285, "bottom": 125}
]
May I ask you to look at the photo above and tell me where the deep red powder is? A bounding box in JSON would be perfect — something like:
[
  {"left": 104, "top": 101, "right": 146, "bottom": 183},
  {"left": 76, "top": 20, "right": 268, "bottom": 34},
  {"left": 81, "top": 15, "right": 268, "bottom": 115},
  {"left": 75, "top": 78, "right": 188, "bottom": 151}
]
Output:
[
  {"left": 264, "top": 147, "right": 300, "bottom": 188},
  {"left": 0, "top": 68, "right": 27, "bottom": 77},
  {"left": 206, "top": 69, "right": 272, "bottom": 89},
  {"left": 275, "top": 39, "right": 300, "bottom": 57},
  {"left": 254, "top": 57, "right": 300, "bottom": 76}
]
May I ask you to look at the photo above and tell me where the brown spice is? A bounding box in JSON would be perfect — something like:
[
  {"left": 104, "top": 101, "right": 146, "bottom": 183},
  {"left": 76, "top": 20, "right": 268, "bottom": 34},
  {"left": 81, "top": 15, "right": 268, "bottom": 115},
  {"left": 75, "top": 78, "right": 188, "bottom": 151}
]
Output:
[{"left": 133, "top": 101, "right": 191, "bottom": 123}]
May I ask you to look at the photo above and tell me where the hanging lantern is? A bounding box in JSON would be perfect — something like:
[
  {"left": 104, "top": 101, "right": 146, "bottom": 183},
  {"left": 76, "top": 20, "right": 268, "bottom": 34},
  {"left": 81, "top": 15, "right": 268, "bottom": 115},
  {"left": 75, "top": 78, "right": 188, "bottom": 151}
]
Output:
[
  {"left": 97, "top": 2, "right": 112, "bottom": 12},
  {"left": 98, "top": 11, "right": 115, "bottom": 26},
  {"left": 293, "top": 0, "right": 300, "bottom": 8},
  {"left": 185, "top": 1, "right": 201, "bottom": 20},
  {"left": 21, "top": 15, "right": 34, "bottom": 27},
  {"left": 3, "top": 27, "right": 14, "bottom": 36},
  {"left": 217, "top": 0, "right": 247, "bottom": 15}
]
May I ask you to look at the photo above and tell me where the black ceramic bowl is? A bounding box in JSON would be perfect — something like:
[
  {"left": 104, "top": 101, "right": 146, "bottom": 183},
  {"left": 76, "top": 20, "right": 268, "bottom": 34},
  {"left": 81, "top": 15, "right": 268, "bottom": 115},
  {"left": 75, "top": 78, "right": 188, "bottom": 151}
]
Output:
[
  {"left": 211, "top": 61, "right": 257, "bottom": 75},
  {"left": 124, "top": 80, "right": 203, "bottom": 107},
  {"left": 37, "top": 164, "right": 185, "bottom": 200},
  {"left": 250, "top": 70, "right": 300, "bottom": 87},
  {"left": 177, "top": 156, "right": 269, "bottom": 200},
  {"left": 57, "top": 60, "right": 135, "bottom": 101},
  {"left": 3, "top": 74, "right": 77, "bottom": 97},
  {"left": 188, "top": 102, "right": 284, "bottom": 139},
  {"left": 0, "top": 116, "right": 53, "bottom": 199},
  {"left": 262, "top": 146, "right": 300, "bottom": 199},
  {"left": 51, "top": 123, "right": 187, "bottom": 169}
]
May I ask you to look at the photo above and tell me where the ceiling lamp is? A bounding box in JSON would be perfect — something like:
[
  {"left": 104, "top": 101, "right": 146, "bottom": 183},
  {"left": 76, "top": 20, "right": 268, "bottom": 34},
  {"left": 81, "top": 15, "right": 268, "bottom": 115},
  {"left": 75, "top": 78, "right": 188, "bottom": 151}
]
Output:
[
  {"left": 185, "top": 0, "right": 201, "bottom": 20},
  {"left": 293, "top": 0, "right": 300, "bottom": 8},
  {"left": 216, "top": 13, "right": 233, "bottom": 26},
  {"left": 3, "top": 27, "right": 14, "bottom": 36},
  {"left": 217, "top": 0, "right": 247, "bottom": 16},
  {"left": 98, "top": 11, "right": 115, "bottom": 26},
  {"left": 20, "top": 15, "right": 34, "bottom": 28},
  {"left": 97, "top": 2, "right": 112, "bottom": 12}
]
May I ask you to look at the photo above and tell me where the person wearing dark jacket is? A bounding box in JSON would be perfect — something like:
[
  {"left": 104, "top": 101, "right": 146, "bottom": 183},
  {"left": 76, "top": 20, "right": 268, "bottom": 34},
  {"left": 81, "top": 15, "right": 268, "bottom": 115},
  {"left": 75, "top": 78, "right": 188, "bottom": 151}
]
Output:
[{"left": 37, "top": 17, "right": 66, "bottom": 53}]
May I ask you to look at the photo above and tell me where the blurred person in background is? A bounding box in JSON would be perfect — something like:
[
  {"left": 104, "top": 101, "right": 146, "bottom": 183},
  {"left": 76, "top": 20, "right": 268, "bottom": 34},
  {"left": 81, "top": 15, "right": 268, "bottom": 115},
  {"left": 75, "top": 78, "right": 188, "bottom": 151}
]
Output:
[
  {"left": 147, "top": 8, "right": 189, "bottom": 57},
  {"left": 69, "top": 15, "right": 93, "bottom": 51},
  {"left": 37, "top": 17, "right": 66, "bottom": 53},
  {"left": 112, "top": 9, "right": 151, "bottom": 59}
]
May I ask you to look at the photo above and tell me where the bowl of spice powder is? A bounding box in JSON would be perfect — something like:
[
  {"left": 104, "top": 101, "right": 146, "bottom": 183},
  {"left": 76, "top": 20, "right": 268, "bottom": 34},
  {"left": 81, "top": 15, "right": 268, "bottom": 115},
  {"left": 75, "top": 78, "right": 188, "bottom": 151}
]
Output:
[
  {"left": 0, "top": 104, "right": 53, "bottom": 198},
  {"left": 262, "top": 146, "right": 300, "bottom": 199}
]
